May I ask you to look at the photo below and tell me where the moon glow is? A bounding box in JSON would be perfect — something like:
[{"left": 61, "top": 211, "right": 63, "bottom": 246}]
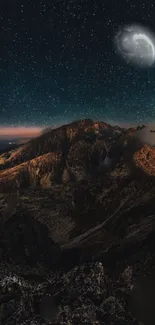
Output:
[{"left": 115, "top": 25, "right": 155, "bottom": 68}]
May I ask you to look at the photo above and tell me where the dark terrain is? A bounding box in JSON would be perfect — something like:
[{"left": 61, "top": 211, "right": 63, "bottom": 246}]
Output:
[
  {"left": 0, "top": 140, "right": 19, "bottom": 155},
  {"left": 0, "top": 119, "right": 155, "bottom": 324}
]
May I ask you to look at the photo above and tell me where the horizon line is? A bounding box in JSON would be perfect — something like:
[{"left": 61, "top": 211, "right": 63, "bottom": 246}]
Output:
[{"left": 0, "top": 119, "right": 153, "bottom": 139}]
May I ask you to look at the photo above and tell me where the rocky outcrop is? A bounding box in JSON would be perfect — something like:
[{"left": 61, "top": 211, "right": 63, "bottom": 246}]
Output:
[
  {"left": 134, "top": 144, "right": 155, "bottom": 176},
  {"left": 0, "top": 152, "right": 62, "bottom": 190},
  {"left": 0, "top": 261, "right": 137, "bottom": 325}
]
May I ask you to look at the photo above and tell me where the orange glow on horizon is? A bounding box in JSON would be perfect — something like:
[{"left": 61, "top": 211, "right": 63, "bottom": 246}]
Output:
[{"left": 0, "top": 126, "right": 43, "bottom": 138}]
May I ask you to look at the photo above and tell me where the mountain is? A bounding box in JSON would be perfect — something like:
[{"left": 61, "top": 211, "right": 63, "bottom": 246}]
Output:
[
  {"left": 0, "top": 119, "right": 137, "bottom": 190},
  {"left": 0, "top": 119, "right": 155, "bottom": 324}
]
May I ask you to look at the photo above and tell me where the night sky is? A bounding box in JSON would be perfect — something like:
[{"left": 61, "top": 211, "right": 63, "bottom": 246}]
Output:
[{"left": 1, "top": 0, "right": 155, "bottom": 130}]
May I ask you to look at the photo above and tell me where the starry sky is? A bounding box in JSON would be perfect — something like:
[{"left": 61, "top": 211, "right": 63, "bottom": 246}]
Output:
[{"left": 1, "top": 0, "right": 155, "bottom": 136}]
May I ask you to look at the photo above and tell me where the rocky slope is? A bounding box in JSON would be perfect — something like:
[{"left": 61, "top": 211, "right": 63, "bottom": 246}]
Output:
[{"left": 0, "top": 119, "right": 155, "bottom": 324}]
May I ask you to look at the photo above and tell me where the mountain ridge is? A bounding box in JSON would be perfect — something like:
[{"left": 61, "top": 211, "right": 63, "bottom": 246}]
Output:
[{"left": 0, "top": 119, "right": 141, "bottom": 192}]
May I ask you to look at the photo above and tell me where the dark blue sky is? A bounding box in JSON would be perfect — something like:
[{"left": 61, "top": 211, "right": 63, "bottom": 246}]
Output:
[{"left": 1, "top": 0, "right": 155, "bottom": 127}]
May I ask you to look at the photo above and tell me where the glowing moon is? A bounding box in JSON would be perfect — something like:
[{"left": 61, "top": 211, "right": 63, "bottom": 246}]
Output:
[{"left": 115, "top": 24, "right": 155, "bottom": 68}]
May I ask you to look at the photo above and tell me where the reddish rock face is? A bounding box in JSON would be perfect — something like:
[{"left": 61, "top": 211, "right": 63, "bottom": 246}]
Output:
[{"left": 134, "top": 144, "right": 155, "bottom": 176}]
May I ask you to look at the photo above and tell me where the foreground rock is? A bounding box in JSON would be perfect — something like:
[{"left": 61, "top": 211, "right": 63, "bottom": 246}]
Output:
[
  {"left": 1, "top": 224, "right": 155, "bottom": 324},
  {"left": 0, "top": 261, "right": 137, "bottom": 325}
]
